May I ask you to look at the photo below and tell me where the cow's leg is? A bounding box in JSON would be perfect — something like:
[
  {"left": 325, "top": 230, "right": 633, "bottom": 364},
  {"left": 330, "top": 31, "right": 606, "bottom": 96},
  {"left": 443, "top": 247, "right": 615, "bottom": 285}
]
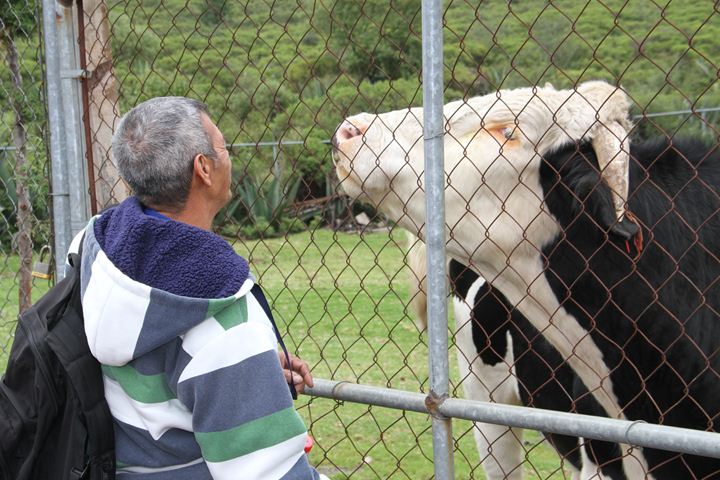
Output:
[
  {"left": 574, "top": 385, "right": 650, "bottom": 480},
  {"left": 578, "top": 441, "right": 647, "bottom": 480},
  {"left": 454, "top": 297, "right": 524, "bottom": 480},
  {"left": 580, "top": 444, "right": 608, "bottom": 480}
]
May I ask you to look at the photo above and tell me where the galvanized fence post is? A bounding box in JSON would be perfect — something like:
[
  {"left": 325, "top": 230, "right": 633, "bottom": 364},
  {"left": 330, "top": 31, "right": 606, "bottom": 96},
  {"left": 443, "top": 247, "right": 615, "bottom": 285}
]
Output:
[
  {"left": 42, "top": 0, "right": 92, "bottom": 278},
  {"left": 422, "top": 0, "right": 454, "bottom": 478},
  {"left": 42, "top": 0, "right": 73, "bottom": 280},
  {"left": 57, "top": 2, "right": 92, "bottom": 237}
]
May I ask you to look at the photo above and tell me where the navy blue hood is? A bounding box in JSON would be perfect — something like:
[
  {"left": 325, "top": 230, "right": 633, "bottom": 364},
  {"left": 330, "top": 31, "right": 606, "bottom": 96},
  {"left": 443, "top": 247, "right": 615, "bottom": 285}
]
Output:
[{"left": 93, "top": 196, "right": 249, "bottom": 299}]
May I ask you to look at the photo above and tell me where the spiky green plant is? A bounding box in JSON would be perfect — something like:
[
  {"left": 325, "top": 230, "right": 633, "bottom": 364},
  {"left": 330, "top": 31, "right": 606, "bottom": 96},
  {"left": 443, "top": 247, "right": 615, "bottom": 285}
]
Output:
[{"left": 220, "top": 175, "right": 303, "bottom": 239}]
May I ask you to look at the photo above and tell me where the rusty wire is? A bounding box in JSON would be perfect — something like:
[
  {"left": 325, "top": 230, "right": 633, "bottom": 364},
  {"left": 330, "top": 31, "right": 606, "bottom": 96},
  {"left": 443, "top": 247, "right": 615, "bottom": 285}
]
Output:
[{"left": 2, "top": 0, "right": 720, "bottom": 478}]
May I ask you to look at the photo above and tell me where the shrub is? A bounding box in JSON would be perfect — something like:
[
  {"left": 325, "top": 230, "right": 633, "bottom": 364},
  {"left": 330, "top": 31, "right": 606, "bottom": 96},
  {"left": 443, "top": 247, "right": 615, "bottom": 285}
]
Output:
[{"left": 219, "top": 175, "right": 305, "bottom": 239}]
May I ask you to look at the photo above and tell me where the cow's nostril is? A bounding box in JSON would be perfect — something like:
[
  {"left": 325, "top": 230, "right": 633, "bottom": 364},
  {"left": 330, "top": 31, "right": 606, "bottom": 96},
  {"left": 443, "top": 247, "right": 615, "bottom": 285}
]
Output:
[{"left": 335, "top": 120, "right": 365, "bottom": 146}]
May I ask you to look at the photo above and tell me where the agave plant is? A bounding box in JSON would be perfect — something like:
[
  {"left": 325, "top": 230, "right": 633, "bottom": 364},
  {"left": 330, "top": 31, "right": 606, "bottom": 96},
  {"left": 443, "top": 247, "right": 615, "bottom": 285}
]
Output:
[{"left": 220, "top": 175, "right": 303, "bottom": 239}]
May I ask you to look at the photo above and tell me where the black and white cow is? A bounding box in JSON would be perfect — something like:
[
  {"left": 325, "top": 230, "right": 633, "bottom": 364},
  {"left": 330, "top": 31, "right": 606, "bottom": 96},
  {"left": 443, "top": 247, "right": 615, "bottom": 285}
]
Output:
[
  {"left": 450, "top": 256, "right": 627, "bottom": 480},
  {"left": 406, "top": 237, "right": 628, "bottom": 479},
  {"left": 332, "top": 81, "right": 720, "bottom": 479}
]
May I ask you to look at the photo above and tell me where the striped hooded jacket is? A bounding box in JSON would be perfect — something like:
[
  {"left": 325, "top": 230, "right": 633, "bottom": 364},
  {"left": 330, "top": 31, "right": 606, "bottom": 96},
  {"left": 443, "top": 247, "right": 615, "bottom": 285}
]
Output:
[{"left": 77, "top": 197, "right": 320, "bottom": 479}]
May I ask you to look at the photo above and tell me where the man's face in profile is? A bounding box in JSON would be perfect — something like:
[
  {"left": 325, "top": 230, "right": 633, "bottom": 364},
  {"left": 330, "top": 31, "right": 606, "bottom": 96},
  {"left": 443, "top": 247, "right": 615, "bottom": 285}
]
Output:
[{"left": 201, "top": 114, "right": 233, "bottom": 209}]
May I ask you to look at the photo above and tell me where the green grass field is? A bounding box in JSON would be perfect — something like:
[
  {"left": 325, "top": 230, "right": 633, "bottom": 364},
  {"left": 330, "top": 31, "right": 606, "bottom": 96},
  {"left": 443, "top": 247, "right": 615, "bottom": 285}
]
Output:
[
  {"left": 0, "top": 228, "right": 575, "bottom": 479},
  {"left": 0, "top": 256, "right": 51, "bottom": 363},
  {"left": 233, "top": 228, "right": 574, "bottom": 479}
]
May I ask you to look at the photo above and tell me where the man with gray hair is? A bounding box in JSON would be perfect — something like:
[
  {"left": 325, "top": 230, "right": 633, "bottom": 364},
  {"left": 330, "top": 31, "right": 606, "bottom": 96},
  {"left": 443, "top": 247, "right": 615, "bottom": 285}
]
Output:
[{"left": 73, "top": 97, "right": 324, "bottom": 479}]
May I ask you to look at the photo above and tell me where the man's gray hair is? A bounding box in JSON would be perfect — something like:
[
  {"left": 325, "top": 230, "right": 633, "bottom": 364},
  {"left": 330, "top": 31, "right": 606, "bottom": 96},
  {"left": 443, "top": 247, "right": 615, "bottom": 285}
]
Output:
[{"left": 112, "top": 97, "right": 217, "bottom": 209}]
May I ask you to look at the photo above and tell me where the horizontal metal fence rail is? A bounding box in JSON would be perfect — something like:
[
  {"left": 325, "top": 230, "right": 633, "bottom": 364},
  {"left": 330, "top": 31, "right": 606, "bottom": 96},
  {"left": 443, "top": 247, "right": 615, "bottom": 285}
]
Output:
[
  {"left": 631, "top": 107, "right": 720, "bottom": 119},
  {"left": 307, "top": 379, "right": 720, "bottom": 460}
]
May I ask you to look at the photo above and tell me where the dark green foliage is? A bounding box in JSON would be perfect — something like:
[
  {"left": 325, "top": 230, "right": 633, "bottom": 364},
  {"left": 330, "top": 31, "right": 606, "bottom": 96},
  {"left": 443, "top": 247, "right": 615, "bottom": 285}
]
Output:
[
  {"left": 0, "top": 0, "right": 36, "bottom": 40},
  {"left": 107, "top": 0, "right": 719, "bottom": 146},
  {"left": 219, "top": 175, "right": 303, "bottom": 239},
  {"left": 328, "top": 0, "right": 421, "bottom": 82},
  {"left": 201, "top": 0, "right": 228, "bottom": 26},
  {"left": 0, "top": 151, "right": 17, "bottom": 210},
  {"left": 1, "top": 0, "right": 50, "bottom": 251},
  {"left": 0, "top": 150, "right": 18, "bottom": 246}
]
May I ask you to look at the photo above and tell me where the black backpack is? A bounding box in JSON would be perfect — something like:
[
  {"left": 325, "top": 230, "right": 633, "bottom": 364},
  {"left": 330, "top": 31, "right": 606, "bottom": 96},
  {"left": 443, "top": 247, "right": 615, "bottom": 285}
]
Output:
[{"left": 0, "top": 246, "right": 115, "bottom": 480}]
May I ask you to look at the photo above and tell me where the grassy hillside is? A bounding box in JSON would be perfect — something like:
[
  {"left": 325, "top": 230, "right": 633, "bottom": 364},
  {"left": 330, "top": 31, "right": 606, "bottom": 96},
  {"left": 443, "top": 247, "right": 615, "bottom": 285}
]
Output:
[
  {"left": 99, "top": 0, "right": 720, "bottom": 209},
  {"left": 3, "top": 1, "right": 717, "bottom": 179},
  {"left": 107, "top": 0, "right": 719, "bottom": 140},
  {"left": 2, "top": 0, "right": 717, "bottom": 233}
]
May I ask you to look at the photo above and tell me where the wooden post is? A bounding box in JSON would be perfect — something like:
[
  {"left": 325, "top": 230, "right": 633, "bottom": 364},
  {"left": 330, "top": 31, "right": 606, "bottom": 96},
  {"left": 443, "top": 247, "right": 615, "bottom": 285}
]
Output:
[
  {"left": 79, "top": 0, "right": 128, "bottom": 212},
  {"left": 4, "top": 33, "right": 33, "bottom": 311}
]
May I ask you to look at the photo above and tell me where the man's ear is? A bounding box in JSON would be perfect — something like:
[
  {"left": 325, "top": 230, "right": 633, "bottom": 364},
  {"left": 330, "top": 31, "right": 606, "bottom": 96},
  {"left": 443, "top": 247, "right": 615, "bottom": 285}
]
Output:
[{"left": 193, "top": 153, "right": 213, "bottom": 186}]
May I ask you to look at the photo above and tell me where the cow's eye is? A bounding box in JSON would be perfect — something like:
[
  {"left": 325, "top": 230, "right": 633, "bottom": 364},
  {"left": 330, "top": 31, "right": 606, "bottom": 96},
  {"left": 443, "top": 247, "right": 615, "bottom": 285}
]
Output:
[{"left": 486, "top": 125, "right": 520, "bottom": 145}]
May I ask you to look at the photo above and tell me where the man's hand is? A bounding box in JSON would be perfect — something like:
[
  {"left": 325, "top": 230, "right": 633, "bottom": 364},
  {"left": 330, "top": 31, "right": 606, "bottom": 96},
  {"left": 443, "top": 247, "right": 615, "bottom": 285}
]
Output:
[{"left": 279, "top": 353, "right": 314, "bottom": 394}]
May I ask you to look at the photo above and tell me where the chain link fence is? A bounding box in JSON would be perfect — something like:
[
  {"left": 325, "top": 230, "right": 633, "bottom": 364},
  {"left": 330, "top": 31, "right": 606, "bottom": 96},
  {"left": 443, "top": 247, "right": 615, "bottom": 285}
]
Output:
[
  {"left": 2, "top": 0, "right": 720, "bottom": 478},
  {"left": 0, "top": 0, "right": 53, "bottom": 355}
]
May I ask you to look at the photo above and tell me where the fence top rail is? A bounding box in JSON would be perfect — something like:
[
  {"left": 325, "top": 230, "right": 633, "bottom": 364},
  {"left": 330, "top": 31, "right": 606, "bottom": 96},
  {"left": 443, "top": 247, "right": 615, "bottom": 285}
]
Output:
[
  {"left": 632, "top": 106, "right": 720, "bottom": 119},
  {"left": 217, "top": 107, "right": 718, "bottom": 151},
  {"left": 2, "top": 108, "right": 713, "bottom": 154},
  {"left": 226, "top": 140, "right": 331, "bottom": 148}
]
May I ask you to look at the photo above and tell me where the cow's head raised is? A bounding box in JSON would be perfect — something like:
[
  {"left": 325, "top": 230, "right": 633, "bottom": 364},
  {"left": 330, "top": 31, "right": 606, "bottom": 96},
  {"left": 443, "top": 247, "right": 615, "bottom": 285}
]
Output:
[{"left": 332, "top": 81, "right": 635, "bottom": 270}]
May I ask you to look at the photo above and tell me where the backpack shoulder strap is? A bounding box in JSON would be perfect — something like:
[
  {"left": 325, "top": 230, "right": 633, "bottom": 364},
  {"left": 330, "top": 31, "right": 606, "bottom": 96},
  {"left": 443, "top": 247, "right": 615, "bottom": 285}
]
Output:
[
  {"left": 251, "top": 284, "right": 298, "bottom": 400},
  {"left": 47, "top": 234, "right": 115, "bottom": 473}
]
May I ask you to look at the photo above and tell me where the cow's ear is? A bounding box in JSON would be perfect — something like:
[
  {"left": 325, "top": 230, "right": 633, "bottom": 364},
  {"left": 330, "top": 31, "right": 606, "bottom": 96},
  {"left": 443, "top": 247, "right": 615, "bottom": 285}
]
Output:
[
  {"left": 561, "top": 159, "right": 639, "bottom": 240},
  {"left": 446, "top": 109, "right": 483, "bottom": 138}
]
